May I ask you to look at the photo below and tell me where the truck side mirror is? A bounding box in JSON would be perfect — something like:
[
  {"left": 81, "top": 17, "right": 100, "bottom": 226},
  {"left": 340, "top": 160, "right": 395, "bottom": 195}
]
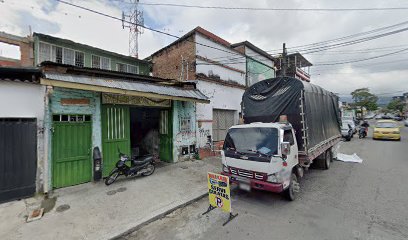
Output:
[{"left": 281, "top": 142, "right": 291, "bottom": 156}]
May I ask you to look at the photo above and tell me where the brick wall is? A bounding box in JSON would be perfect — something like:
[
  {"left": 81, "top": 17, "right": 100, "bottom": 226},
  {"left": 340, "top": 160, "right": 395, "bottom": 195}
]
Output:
[
  {"left": 0, "top": 33, "right": 34, "bottom": 67},
  {"left": 152, "top": 35, "right": 196, "bottom": 81}
]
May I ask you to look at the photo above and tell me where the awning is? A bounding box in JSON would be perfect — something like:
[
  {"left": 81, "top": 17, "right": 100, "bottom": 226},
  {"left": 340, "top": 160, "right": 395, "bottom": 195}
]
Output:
[{"left": 41, "top": 73, "right": 210, "bottom": 103}]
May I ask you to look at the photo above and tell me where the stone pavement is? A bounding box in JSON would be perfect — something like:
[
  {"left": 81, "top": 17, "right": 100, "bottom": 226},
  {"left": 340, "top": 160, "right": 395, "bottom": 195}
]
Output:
[{"left": 0, "top": 157, "right": 220, "bottom": 240}]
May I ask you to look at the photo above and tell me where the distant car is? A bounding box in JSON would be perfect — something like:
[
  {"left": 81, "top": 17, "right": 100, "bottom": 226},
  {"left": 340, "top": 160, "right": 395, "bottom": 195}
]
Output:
[
  {"left": 343, "top": 119, "right": 357, "bottom": 134},
  {"left": 375, "top": 114, "right": 383, "bottom": 120},
  {"left": 364, "top": 114, "right": 375, "bottom": 119},
  {"left": 382, "top": 114, "right": 392, "bottom": 119},
  {"left": 404, "top": 119, "right": 408, "bottom": 127},
  {"left": 393, "top": 116, "right": 403, "bottom": 121},
  {"left": 373, "top": 120, "right": 401, "bottom": 141},
  {"left": 341, "top": 122, "right": 353, "bottom": 141}
]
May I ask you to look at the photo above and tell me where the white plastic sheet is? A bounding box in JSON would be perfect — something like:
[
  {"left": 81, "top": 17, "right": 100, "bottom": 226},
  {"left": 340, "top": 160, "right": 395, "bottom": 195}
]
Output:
[{"left": 336, "top": 153, "right": 363, "bottom": 163}]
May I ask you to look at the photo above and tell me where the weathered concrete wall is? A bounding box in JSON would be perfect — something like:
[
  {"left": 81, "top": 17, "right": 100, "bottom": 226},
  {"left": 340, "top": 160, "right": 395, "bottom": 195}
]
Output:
[
  {"left": 195, "top": 33, "right": 246, "bottom": 85},
  {"left": 46, "top": 87, "right": 101, "bottom": 190},
  {"left": 172, "top": 100, "right": 196, "bottom": 162},
  {"left": 0, "top": 81, "right": 46, "bottom": 193},
  {"left": 195, "top": 80, "right": 243, "bottom": 147}
]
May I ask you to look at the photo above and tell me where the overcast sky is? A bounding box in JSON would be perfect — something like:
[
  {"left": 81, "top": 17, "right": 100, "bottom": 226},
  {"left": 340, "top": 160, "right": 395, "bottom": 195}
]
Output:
[{"left": 1, "top": 0, "right": 407, "bottom": 97}]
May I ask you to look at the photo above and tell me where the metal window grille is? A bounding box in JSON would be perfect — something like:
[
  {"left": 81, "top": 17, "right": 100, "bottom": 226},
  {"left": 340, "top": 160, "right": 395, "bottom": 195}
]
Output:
[
  {"left": 75, "top": 51, "right": 84, "bottom": 67},
  {"left": 101, "top": 57, "right": 111, "bottom": 70},
  {"left": 160, "top": 111, "right": 168, "bottom": 134},
  {"left": 39, "top": 42, "right": 51, "bottom": 63},
  {"left": 180, "top": 117, "right": 191, "bottom": 132},
  {"left": 63, "top": 48, "right": 75, "bottom": 65},
  {"left": 127, "top": 65, "right": 138, "bottom": 74},
  {"left": 92, "top": 55, "right": 101, "bottom": 68},
  {"left": 116, "top": 63, "right": 127, "bottom": 72},
  {"left": 106, "top": 107, "right": 125, "bottom": 140}
]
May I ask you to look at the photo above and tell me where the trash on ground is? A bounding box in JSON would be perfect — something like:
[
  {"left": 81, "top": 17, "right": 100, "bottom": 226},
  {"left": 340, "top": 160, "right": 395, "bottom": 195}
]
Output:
[
  {"left": 26, "top": 208, "right": 44, "bottom": 222},
  {"left": 336, "top": 153, "right": 363, "bottom": 163}
]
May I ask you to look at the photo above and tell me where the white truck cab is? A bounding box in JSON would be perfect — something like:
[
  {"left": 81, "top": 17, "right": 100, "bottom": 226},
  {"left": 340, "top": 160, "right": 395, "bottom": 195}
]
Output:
[{"left": 221, "top": 122, "right": 301, "bottom": 200}]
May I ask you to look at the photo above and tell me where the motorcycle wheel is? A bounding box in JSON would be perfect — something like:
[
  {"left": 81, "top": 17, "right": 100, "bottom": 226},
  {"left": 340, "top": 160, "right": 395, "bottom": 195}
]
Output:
[
  {"left": 105, "top": 168, "right": 120, "bottom": 185},
  {"left": 141, "top": 164, "right": 155, "bottom": 176}
]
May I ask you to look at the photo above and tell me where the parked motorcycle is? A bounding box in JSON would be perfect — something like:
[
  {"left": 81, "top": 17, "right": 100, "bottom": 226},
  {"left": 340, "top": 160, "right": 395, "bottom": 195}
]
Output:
[
  {"left": 105, "top": 149, "right": 155, "bottom": 185},
  {"left": 358, "top": 127, "right": 367, "bottom": 139}
]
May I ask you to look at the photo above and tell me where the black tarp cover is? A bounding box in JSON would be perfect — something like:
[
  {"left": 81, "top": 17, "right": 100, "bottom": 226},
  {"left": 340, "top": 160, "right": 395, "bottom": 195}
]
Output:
[{"left": 242, "top": 77, "right": 341, "bottom": 153}]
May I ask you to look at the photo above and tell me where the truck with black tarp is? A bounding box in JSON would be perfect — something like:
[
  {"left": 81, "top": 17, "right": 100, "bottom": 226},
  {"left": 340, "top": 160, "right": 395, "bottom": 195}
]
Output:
[{"left": 221, "top": 77, "right": 341, "bottom": 200}]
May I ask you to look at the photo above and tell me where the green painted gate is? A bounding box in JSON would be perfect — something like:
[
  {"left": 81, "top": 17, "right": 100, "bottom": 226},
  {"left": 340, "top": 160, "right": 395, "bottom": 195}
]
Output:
[
  {"left": 52, "top": 115, "right": 92, "bottom": 188},
  {"left": 159, "top": 109, "right": 173, "bottom": 162},
  {"left": 102, "top": 105, "right": 131, "bottom": 176}
]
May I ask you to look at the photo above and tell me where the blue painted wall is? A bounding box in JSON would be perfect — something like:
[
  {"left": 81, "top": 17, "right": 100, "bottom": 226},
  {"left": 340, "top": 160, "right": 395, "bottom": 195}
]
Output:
[{"left": 172, "top": 101, "right": 197, "bottom": 161}]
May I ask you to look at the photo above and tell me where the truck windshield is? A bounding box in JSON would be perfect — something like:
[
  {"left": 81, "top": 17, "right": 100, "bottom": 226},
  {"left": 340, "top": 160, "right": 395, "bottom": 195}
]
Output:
[{"left": 224, "top": 127, "right": 279, "bottom": 156}]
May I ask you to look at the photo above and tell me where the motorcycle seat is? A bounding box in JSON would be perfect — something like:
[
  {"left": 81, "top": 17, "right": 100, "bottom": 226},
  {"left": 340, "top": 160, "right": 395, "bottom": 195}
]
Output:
[{"left": 132, "top": 155, "right": 153, "bottom": 165}]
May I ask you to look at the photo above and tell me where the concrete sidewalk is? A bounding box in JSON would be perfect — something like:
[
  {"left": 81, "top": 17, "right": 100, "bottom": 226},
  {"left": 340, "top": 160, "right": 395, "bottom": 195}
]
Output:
[{"left": 0, "top": 158, "right": 220, "bottom": 240}]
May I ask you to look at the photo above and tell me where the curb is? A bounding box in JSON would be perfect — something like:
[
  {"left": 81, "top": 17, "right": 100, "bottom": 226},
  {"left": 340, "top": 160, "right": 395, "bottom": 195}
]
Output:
[{"left": 109, "top": 192, "right": 208, "bottom": 240}]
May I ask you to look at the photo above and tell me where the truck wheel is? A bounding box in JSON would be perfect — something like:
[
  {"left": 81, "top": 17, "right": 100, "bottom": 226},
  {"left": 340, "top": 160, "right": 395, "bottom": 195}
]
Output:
[
  {"left": 315, "top": 149, "right": 332, "bottom": 170},
  {"left": 323, "top": 150, "right": 332, "bottom": 170},
  {"left": 283, "top": 173, "right": 299, "bottom": 201}
]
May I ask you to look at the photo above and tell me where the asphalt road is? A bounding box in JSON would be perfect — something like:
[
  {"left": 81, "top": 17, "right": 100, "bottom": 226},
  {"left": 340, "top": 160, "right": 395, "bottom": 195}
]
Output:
[{"left": 122, "top": 122, "right": 408, "bottom": 240}]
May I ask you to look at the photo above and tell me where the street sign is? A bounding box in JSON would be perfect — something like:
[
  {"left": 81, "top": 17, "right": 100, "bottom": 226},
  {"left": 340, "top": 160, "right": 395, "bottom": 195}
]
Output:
[
  {"left": 207, "top": 172, "right": 231, "bottom": 213},
  {"left": 203, "top": 172, "right": 237, "bottom": 226}
]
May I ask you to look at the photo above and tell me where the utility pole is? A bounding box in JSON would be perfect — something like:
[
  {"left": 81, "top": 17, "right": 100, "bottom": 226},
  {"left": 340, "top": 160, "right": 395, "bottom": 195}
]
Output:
[
  {"left": 122, "top": 0, "right": 144, "bottom": 58},
  {"left": 282, "top": 43, "right": 287, "bottom": 77}
]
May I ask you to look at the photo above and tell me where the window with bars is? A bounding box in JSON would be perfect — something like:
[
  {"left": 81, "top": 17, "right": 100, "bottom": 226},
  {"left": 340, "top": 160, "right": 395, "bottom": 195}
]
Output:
[
  {"left": 39, "top": 42, "right": 51, "bottom": 63},
  {"left": 38, "top": 42, "right": 85, "bottom": 67},
  {"left": 160, "top": 111, "right": 169, "bottom": 134},
  {"left": 92, "top": 55, "right": 111, "bottom": 70},
  {"left": 92, "top": 55, "right": 101, "bottom": 68},
  {"left": 51, "top": 45, "right": 63, "bottom": 63},
  {"left": 127, "top": 65, "right": 138, "bottom": 74},
  {"left": 63, "top": 48, "right": 75, "bottom": 65},
  {"left": 75, "top": 51, "right": 84, "bottom": 67},
  {"left": 180, "top": 117, "right": 191, "bottom": 132},
  {"left": 116, "top": 63, "right": 127, "bottom": 72},
  {"left": 101, "top": 57, "right": 111, "bottom": 70},
  {"left": 106, "top": 107, "right": 126, "bottom": 140}
]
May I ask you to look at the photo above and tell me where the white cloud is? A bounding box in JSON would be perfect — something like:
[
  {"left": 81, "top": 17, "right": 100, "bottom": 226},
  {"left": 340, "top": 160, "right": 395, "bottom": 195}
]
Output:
[{"left": 0, "top": 0, "right": 407, "bottom": 96}]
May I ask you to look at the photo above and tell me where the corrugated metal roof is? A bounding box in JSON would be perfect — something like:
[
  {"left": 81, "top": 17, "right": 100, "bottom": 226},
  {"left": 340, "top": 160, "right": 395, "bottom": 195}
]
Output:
[{"left": 43, "top": 72, "right": 209, "bottom": 102}]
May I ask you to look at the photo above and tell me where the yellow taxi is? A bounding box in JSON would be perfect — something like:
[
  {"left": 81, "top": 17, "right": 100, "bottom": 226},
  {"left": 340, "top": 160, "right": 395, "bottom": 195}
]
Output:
[{"left": 373, "top": 120, "right": 401, "bottom": 141}]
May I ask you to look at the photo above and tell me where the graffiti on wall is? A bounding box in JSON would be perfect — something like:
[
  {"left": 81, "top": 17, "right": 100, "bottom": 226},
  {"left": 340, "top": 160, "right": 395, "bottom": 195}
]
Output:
[{"left": 199, "top": 127, "right": 210, "bottom": 138}]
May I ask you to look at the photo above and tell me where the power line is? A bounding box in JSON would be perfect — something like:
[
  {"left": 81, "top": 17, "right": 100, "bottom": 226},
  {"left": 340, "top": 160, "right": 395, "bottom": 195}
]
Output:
[
  {"left": 55, "top": 0, "right": 250, "bottom": 59},
  {"left": 211, "top": 21, "right": 408, "bottom": 61},
  {"left": 55, "top": 0, "right": 408, "bottom": 69},
  {"left": 136, "top": 2, "right": 408, "bottom": 12},
  {"left": 313, "top": 48, "right": 408, "bottom": 66}
]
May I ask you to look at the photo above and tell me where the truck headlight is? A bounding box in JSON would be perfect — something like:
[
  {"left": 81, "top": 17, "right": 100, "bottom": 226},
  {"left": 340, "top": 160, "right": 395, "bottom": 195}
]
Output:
[
  {"left": 392, "top": 131, "right": 399, "bottom": 134},
  {"left": 267, "top": 172, "right": 283, "bottom": 183},
  {"left": 222, "top": 164, "right": 229, "bottom": 173}
]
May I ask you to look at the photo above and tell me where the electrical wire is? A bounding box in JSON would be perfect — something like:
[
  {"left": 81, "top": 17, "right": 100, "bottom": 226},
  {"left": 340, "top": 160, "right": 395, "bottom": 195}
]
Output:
[
  {"left": 55, "top": 0, "right": 408, "bottom": 68},
  {"left": 313, "top": 48, "right": 408, "bottom": 66},
  {"left": 136, "top": 2, "right": 408, "bottom": 12}
]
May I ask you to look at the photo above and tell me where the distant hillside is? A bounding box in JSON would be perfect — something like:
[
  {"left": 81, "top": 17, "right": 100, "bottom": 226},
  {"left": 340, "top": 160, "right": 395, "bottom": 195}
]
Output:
[{"left": 340, "top": 96, "right": 392, "bottom": 107}]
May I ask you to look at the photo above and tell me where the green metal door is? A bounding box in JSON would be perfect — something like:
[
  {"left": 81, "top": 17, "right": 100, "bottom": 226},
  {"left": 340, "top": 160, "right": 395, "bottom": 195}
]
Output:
[
  {"left": 159, "top": 109, "right": 173, "bottom": 162},
  {"left": 52, "top": 115, "right": 92, "bottom": 188},
  {"left": 102, "top": 105, "right": 131, "bottom": 176}
]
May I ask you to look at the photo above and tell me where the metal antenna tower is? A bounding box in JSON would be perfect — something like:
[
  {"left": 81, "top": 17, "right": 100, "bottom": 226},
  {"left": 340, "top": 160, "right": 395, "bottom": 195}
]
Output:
[{"left": 122, "top": 0, "right": 144, "bottom": 58}]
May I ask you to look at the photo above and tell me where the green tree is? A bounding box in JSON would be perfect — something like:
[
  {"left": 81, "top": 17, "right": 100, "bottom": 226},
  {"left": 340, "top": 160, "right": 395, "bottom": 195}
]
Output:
[
  {"left": 387, "top": 99, "right": 405, "bottom": 113},
  {"left": 351, "top": 88, "right": 378, "bottom": 114}
]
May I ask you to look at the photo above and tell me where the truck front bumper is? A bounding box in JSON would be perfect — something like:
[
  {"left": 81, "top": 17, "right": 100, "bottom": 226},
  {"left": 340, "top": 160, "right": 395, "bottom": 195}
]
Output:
[{"left": 222, "top": 172, "right": 284, "bottom": 193}]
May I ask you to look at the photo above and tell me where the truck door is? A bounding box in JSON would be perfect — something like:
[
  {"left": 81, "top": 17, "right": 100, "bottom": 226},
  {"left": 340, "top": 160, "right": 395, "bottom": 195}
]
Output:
[{"left": 283, "top": 129, "right": 298, "bottom": 166}]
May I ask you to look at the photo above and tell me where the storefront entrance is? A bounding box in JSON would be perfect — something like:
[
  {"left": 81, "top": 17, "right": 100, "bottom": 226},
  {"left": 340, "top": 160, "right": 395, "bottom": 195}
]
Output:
[
  {"left": 130, "top": 107, "right": 172, "bottom": 161},
  {"left": 102, "top": 103, "right": 172, "bottom": 177}
]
